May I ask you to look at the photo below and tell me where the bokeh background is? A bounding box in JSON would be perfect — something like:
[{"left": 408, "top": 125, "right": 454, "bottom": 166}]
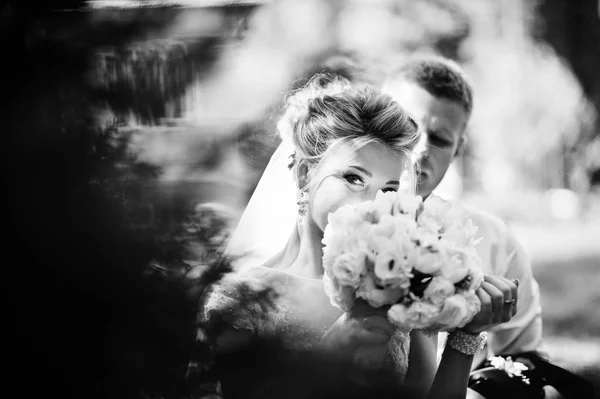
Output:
[{"left": 4, "top": 0, "right": 599, "bottom": 397}]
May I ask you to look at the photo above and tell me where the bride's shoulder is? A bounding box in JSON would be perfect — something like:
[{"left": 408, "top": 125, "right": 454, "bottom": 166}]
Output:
[
  {"left": 203, "top": 266, "right": 279, "bottom": 329},
  {"left": 236, "top": 265, "right": 294, "bottom": 290},
  {"left": 211, "top": 265, "right": 284, "bottom": 294},
  {"left": 237, "top": 265, "right": 275, "bottom": 280}
]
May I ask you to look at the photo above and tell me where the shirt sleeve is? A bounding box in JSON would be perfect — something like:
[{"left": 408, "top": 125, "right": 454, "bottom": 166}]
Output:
[{"left": 486, "top": 223, "right": 549, "bottom": 359}]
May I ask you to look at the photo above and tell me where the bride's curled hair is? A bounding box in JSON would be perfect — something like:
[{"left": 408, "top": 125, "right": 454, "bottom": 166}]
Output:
[{"left": 279, "top": 73, "right": 420, "bottom": 192}]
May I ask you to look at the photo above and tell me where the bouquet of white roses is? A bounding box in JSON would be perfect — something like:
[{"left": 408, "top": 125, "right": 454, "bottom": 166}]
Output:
[{"left": 322, "top": 191, "right": 484, "bottom": 332}]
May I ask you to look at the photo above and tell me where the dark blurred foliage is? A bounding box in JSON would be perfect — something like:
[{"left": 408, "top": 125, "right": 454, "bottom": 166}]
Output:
[
  {"left": 0, "top": 2, "right": 220, "bottom": 398},
  {"left": 532, "top": 0, "right": 600, "bottom": 122},
  {"left": 93, "top": 38, "right": 217, "bottom": 125},
  {"left": 531, "top": 0, "right": 600, "bottom": 185},
  {"left": 88, "top": 6, "right": 258, "bottom": 124},
  {"left": 236, "top": 120, "right": 281, "bottom": 202}
]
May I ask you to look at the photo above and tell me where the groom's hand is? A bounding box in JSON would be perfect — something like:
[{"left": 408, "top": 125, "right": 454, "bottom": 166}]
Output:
[{"left": 462, "top": 275, "right": 519, "bottom": 334}]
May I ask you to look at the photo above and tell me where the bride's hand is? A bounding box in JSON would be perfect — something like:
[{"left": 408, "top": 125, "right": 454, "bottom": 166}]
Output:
[
  {"left": 320, "top": 299, "right": 395, "bottom": 365},
  {"left": 462, "top": 275, "right": 519, "bottom": 334}
]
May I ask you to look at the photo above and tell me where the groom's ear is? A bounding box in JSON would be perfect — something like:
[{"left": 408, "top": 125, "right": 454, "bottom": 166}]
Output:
[
  {"left": 295, "top": 159, "right": 311, "bottom": 191},
  {"left": 453, "top": 135, "right": 468, "bottom": 159}
]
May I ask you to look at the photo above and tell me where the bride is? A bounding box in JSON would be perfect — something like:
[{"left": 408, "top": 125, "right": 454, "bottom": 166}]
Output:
[{"left": 200, "top": 74, "right": 519, "bottom": 398}]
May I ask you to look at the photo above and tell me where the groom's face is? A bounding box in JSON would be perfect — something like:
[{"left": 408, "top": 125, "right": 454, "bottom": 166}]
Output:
[{"left": 384, "top": 82, "right": 468, "bottom": 199}]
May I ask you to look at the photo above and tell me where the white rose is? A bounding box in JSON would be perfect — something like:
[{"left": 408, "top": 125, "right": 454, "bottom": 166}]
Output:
[
  {"left": 414, "top": 226, "right": 449, "bottom": 254},
  {"left": 438, "top": 249, "right": 483, "bottom": 289},
  {"left": 369, "top": 234, "right": 416, "bottom": 285},
  {"left": 323, "top": 273, "right": 356, "bottom": 311},
  {"left": 457, "top": 290, "right": 482, "bottom": 328},
  {"left": 369, "top": 235, "right": 396, "bottom": 255},
  {"left": 414, "top": 248, "right": 447, "bottom": 275},
  {"left": 468, "top": 266, "right": 485, "bottom": 291},
  {"left": 373, "top": 190, "right": 397, "bottom": 216},
  {"left": 322, "top": 225, "right": 344, "bottom": 260},
  {"left": 440, "top": 263, "right": 470, "bottom": 284},
  {"left": 395, "top": 233, "right": 419, "bottom": 264},
  {"left": 433, "top": 294, "right": 470, "bottom": 329},
  {"left": 323, "top": 219, "right": 371, "bottom": 265},
  {"left": 392, "top": 213, "right": 419, "bottom": 236},
  {"left": 388, "top": 301, "right": 440, "bottom": 331},
  {"left": 417, "top": 214, "right": 443, "bottom": 234},
  {"left": 331, "top": 251, "right": 367, "bottom": 288},
  {"left": 423, "top": 276, "right": 456, "bottom": 306},
  {"left": 458, "top": 255, "right": 485, "bottom": 291},
  {"left": 326, "top": 205, "right": 353, "bottom": 227},
  {"left": 326, "top": 206, "right": 366, "bottom": 234},
  {"left": 354, "top": 200, "right": 380, "bottom": 224},
  {"left": 443, "top": 219, "right": 480, "bottom": 248},
  {"left": 394, "top": 193, "right": 423, "bottom": 216},
  {"left": 343, "top": 221, "right": 371, "bottom": 252},
  {"left": 373, "top": 250, "right": 412, "bottom": 288},
  {"left": 357, "top": 273, "right": 404, "bottom": 308},
  {"left": 418, "top": 197, "right": 453, "bottom": 232},
  {"left": 323, "top": 208, "right": 360, "bottom": 248},
  {"left": 423, "top": 196, "right": 452, "bottom": 219},
  {"left": 370, "top": 214, "right": 396, "bottom": 239}
]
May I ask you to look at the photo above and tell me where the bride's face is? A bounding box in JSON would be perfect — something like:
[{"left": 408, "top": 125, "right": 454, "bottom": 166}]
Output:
[{"left": 308, "top": 142, "right": 405, "bottom": 233}]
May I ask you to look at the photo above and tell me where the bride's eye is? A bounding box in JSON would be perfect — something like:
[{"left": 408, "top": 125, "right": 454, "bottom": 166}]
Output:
[{"left": 343, "top": 173, "right": 365, "bottom": 186}]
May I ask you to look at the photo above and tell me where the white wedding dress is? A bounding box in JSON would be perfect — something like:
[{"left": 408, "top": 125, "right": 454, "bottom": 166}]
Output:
[{"left": 203, "top": 265, "right": 411, "bottom": 378}]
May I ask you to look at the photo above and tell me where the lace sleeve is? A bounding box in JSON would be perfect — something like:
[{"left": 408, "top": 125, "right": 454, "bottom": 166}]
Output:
[
  {"left": 203, "top": 283, "right": 255, "bottom": 332},
  {"left": 202, "top": 273, "right": 277, "bottom": 334},
  {"left": 187, "top": 272, "right": 279, "bottom": 399},
  {"left": 385, "top": 330, "right": 411, "bottom": 382}
]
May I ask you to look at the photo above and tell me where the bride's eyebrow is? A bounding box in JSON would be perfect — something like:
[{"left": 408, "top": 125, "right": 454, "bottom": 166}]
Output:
[
  {"left": 386, "top": 180, "right": 400, "bottom": 185},
  {"left": 347, "top": 165, "right": 372, "bottom": 177}
]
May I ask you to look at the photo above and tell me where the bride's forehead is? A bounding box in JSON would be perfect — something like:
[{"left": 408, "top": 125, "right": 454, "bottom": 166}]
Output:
[{"left": 322, "top": 142, "right": 403, "bottom": 170}]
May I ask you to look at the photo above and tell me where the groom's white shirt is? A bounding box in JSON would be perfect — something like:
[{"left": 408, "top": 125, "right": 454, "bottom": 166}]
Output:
[{"left": 434, "top": 195, "right": 548, "bottom": 365}]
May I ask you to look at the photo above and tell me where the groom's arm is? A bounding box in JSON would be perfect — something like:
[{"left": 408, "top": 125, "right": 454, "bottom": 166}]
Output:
[{"left": 486, "top": 225, "right": 548, "bottom": 359}]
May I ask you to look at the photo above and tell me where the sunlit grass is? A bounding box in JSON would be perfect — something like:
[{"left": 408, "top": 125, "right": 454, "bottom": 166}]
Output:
[
  {"left": 515, "top": 223, "right": 600, "bottom": 393},
  {"left": 534, "top": 255, "right": 600, "bottom": 339}
]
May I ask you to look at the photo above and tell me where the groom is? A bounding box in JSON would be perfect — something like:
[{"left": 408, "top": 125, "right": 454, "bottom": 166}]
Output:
[{"left": 381, "top": 56, "right": 548, "bottom": 368}]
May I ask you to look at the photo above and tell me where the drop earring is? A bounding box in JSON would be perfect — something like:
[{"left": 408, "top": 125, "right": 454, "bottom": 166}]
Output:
[{"left": 297, "top": 191, "right": 308, "bottom": 224}]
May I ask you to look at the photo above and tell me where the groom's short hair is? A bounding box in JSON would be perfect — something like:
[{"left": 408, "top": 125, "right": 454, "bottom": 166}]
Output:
[{"left": 385, "top": 55, "right": 474, "bottom": 118}]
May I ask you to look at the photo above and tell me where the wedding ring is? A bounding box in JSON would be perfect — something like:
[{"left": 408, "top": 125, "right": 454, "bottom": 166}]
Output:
[{"left": 504, "top": 299, "right": 516, "bottom": 305}]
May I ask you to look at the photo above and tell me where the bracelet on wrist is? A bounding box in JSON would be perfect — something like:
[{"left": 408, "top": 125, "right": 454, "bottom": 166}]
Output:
[{"left": 445, "top": 330, "right": 488, "bottom": 355}]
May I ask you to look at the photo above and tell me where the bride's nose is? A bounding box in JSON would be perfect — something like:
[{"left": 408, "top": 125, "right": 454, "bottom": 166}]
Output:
[
  {"left": 342, "top": 187, "right": 386, "bottom": 206},
  {"left": 340, "top": 192, "right": 375, "bottom": 207},
  {"left": 364, "top": 187, "right": 384, "bottom": 201},
  {"left": 414, "top": 132, "right": 429, "bottom": 158}
]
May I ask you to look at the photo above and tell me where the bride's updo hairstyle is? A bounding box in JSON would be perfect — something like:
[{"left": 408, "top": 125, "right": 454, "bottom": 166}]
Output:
[{"left": 278, "top": 73, "right": 420, "bottom": 192}]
